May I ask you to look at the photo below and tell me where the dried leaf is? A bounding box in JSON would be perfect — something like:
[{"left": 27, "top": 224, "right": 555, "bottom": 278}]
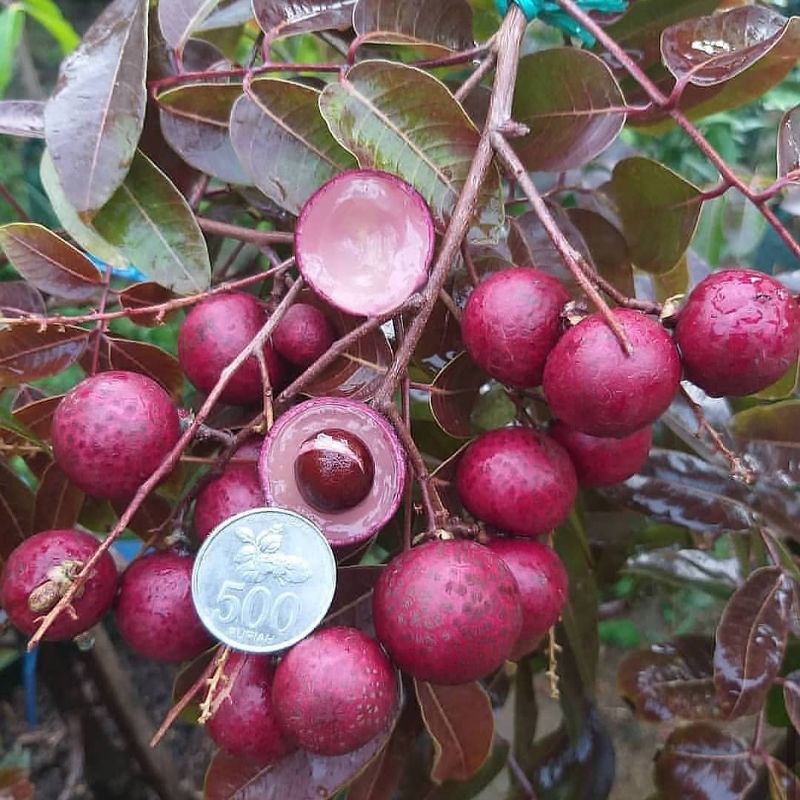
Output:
[
  {"left": 429, "top": 351, "right": 491, "bottom": 439},
  {"left": 0, "top": 223, "right": 102, "bottom": 301},
  {"left": 159, "top": 0, "right": 222, "bottom": 53},
  {"left": 618, "top": 636, "right": 720, "bottom": 722},
  {"left": 0, "top": 326, "right": 89, "bottom": 387},
  {"left": 44, "top": 0, "right": 148, "bottom": 214},
  {"left": 158, "top": 82, "right": 250, "bottom": 184},
  {"left": 0, "top": 100, "right": 44, "bottom": 138},
  {"left": 33, "top": 462, "right": 84, "bottom": 532},
  {"left": 778, "top": 104, "right": 800, "bottom": 178},
  {"left": 511, "top": 49, "right": 625, "bottom": 172},
  {"left": 253, "top": 0, "right": 356, "bottom": 40},
  {"left": 609, "top": 157, "right": 703, "bottom": 274},
  {"left": 118, "top": 281, "right": 177, "bottom": 327},
  {"left": 92, "top": 149, "right": 211, "bottom": 295},
  {"left": 229, "top": 78, "right": 355, "bottom": 215},
  {"left": 319, "top": 60, "right": 504, "bottom": 244},
  {"left": 414, "top": 680, "right": 493, "bottom": 784},
  {"left": 653, "top": 723, "right": 757, "bottom": 800},
  {"left": 352, "top": 0, "right": 473, "bottom": 52},
  {"left": 714, "top": 566, "right": 792, "bottom": 718}
]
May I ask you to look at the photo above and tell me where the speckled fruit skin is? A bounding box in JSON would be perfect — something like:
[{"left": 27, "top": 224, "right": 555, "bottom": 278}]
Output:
[
  {"left": 462, "top": 268, "right": 569, "bottom": 388},
  {"left": 485, "top": 538, "right": 568, "bottom": 659},
  {"left": 372, "top": 540, "right": 522, "bottom": 684},
  {"left": 549, "top": 420, "right": 652, "bottom": 488},
  {"left": 456, "top": 428, "right": 577, "bottom": 537},
  {"left": 51, "top": 371, "right": 180, "bottom": 502},
  {"left": 272, "top": 626, "right": 397, "bottom": 756},
  {"left": 0, "top": 529, "right": 117, "bottom": 640},
  {"left": 194, "top": 463, "right": 264, "bottom": 542},
  {"left": 207, "top": 652, "right": 293, "bottom": 764},
  {"left": 177, "top": 292, "right": 286, "bottom": 406},
  {"left": 675, "top": 269, "right": 800, "bottom": 397},
  {"left": 543, "top": 309, "right": 681, "bottom": 438},
  {"left": 273, "top": 303, "right": 335, "bottom": 368},
  {"left": 114, "top": 550, "right": 212, "bottom": 663}
]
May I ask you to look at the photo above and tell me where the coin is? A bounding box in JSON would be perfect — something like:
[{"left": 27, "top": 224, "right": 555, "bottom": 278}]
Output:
[{"left": 191, "top": 507, "right": 337, "bottom": 654}]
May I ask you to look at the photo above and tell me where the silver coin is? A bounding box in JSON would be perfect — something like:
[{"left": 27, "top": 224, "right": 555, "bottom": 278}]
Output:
[{"left": 191, "top": 507, "right": 337, "bottom": 654}]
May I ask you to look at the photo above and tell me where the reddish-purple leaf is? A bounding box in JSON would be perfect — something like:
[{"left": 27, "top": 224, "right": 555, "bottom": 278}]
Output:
[
  {"left": 511, "top": 49, "right": 626, "bottom": 173},
  {"left": 10, "top": 385, "right": 46, "bottom": 411},
  {"left": 778, "top": 104, "right": 800, "bottom": 178},
  {"left": 411, "top": 297, "right": 464, "bottom": 366},
  {"left": 118, "top": 281, "right": 177, "bottom": 327},
  {"left": 81, "top": 336, "right": 184, "bottom": 399},
  {"left": 0, "top": 326, "right": 89, "bottom": 387},
  {"left": 429, "top": 351, "right": 491, "bottom": 440},
  {"left": 230, "top": 78, "right": 355, "bottom": 215},
  {"left": 783, "top": 672, "right": 800, "bottom": 735},
  {"left": 203, "top": 710, "right": 399, "bottom": 799},
  {"left": 714, "top": 566, "right": 792, "bottom": 718},
  {"left": 0, "top": 281, "right": 46, "bottom": 318},
  {"left": 617, "top": 636, "right": 720, "bottom": 722},
  {"left": 253, "top": 0, "right": 356, "bottom": 40},
  {"left": 508, "top": 205, "right": 590, "bottom": 295},
  {"left": 44, "top": 0, "right": 148, "bottom": 215},
  {"left": 158, "top": 83, "right": 250, "bottom": 184},
  {"left": 609, "top": 157, "right": 702, "bottom": 274},
  {"left": 0, "top": 461, "right": 34, "bottom": 561},
  {"left": 765, "top": 756, "right": 800, "bottom": 800},
  {"left": 415, "top": 680, "right": 493, "bottom": 784},
  {"left": 352, "top": 0, "right": 473, "bottom": 52},
  {"left": 0, "top": 100, "right": 44, "bottom": 139},
  {"left": 662, "top": 7, "right": 798, "bottom": 86},
  {"left": 197, "top": 0, "right": 253, "bottom": 33},
  {"left": 324, "top": 565, "right": 384, "bottom": 629},
  {"left": 158, "top": 0, "right": 223, "bottom": 53},
  {"left": 13, "top": 394, "right": 63, "bottom": 441},
  {"left": 0, "top": 223, "right": 102, "bottom": 301},
  {"left": 32, "top": 462, "right": 85, "bottom": 532},
  {"left": 653, "top": 723, "right": 757, "bottom": 800},
  {"left": 112, "top": 494, "right": 173, "bottom": 540}
]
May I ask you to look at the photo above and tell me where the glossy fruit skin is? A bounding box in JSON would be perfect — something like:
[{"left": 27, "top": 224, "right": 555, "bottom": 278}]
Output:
[
  {"left": 294, "top": 429, "right": 375, "bottom": 513},
  {"left": 273, "top": 303, "right": 335, "bottom": 368},
  {"left": 194, "top": 463, "right": 264, "bottom": 542},
  {"left": 675, "top": 269, "right": 800, "bottom": 397},
  {"left": 543, "top": 309, "right": 681, "bottom": 438},
  {"left": 177, "top": 292, "right": 286, "bottom": 406},
  {"left": 462, "top": 268, "right": 569, "bottom": 388},
  {"left": 456, "top": 427, "right": 577, "bottom": 537},
  {"left": 272, "top": 626, "right": 397, "bottom": 756},
  {"left": 549, "top": 421, "right": 652, "bottom": 488},
  {"left": 0, "top": 529, "right": 117, "bottom": 640},
  {"left": 485, "top": 538, "right": 568, "bottom": 659},
  {"left": 207, "top": 652, "right": 293, "bottom": 764},
  {"left": 114, "top": 550, "right": 212, "bottom": 663},
  {"left": 52, "top": 371, "right": 180, "bottom": 501},
  {"left": 373, "top": 540, "right": 522, "bottom": 684}
]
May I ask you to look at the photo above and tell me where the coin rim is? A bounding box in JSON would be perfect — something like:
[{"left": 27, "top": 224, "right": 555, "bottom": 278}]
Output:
[{"left": 191, "top": 506, "right": 337, "bottom": 654}]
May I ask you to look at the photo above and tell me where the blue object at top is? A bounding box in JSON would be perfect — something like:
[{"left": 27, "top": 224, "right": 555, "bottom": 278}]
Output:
[
  {"left": 86, "top": 253, "right": 149, "bottom": 284},
  {"left": 494, "top": 0, "right": 628, "bottom": 46}
]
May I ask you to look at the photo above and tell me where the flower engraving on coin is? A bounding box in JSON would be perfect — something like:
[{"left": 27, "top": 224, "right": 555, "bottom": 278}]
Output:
[{"left": 233, "top": 523, "right": 312, "bottom": 585}]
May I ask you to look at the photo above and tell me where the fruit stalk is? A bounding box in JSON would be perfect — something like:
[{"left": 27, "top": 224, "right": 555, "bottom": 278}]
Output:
[{"left": 26, "top": 279, "right": 304, "bottom": 648}]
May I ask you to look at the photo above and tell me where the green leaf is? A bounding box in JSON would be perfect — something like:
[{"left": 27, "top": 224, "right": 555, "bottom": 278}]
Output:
[
  {"left": 44, "top": 0, "right": 148, "bottom": 214},
  {"left": 511, "top": 49, "right": 626, "bottom": 173},
  {"left": 92, "top": 149, "right": 211, "bottom": 295},
  {"left": 609, "top": 157, "right": 703, "bottom": 273},
  {"left": 753, "top": 358, "right": 800, "bottom": 401},
  {"left": 319, "top": 60, "right": 504, "bottom": 244},
  {"left": 229, "top": 78, "right": 355, "bottom": 215},
  {"left": 39, "top": 150, "right": 128, "bottom": 269},
  {"left": 0, "top": 5, "right": 25, "bottom": 98},
  {"left": 20, "top": 0, "right": 79, "bottom": 53}
]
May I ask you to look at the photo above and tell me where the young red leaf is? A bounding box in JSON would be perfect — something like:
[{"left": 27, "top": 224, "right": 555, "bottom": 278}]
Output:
[
  {"left": 112, "top": 494, "right": 173, "bottom": 540},
  {"left": 414, "top": 680, "right": 494, "bottom": 784},
  {"left": 12, "top": 394, "right": 63, "bottom": 441},
  {"left": 429, "top": 351, "right": 492, "bottom": 439},
  {"left": 252, "top": 0, "right": 355, "bottom": 40},
  {"left": 511, "top": 49, "right": 626, "bottom": 173},
  {"left": 654, "top": 724, "right": 757, "bottom": 800},
  {"left": 777, "top": 105, "right": 800, "bottom": 177},
  {"left": 0, "top": 326, "right": 89, "bottom": 387},
  {"left": 118, "top": 281, "right": 177, "bottom": 327},
  {"left": 32, "top": 462, "right": 85, "bottom": 532},
  {"left": 618, "top": 636, "right": 720, "bottom": 722},
  {"left": 44, "top": 0, "right": 148, "bottom": 214},
  {"left": 714, "top": 566, "right": 792, "bottom": 718},
  {"left": 0, "top": 223, "right": 102, "bottom": 301},
  {"left": 0, "top": 461, "right": 34, "bottom": 561},
  {"left": 0, "top": 281, "right": 46, "bottom": 318},
  {"left": 782, "top": 673, "right": 800, "bottom": 735},
  {"left": 158, "top": 0, "right": 223, "bottom": 53}
]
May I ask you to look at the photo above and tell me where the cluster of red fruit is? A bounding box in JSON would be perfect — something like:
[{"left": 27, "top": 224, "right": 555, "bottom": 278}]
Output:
[{"left": 1, "top": 238, "right": 798, "bottom": 765}]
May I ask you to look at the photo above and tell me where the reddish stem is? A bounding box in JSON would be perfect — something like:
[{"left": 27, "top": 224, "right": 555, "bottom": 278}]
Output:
[{"left": 197, "top": 217, "right": 294, "bottom": 246}]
